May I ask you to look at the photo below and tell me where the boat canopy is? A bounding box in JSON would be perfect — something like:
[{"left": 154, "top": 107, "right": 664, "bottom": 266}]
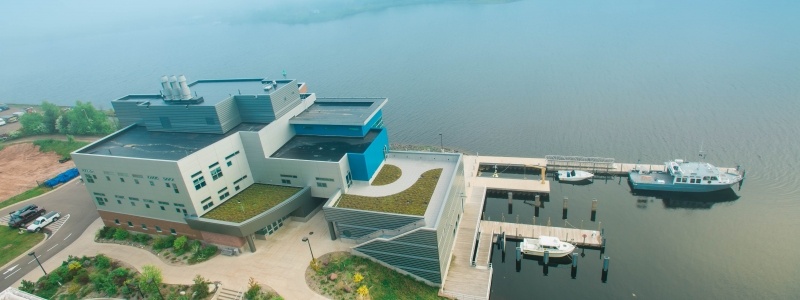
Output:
[{"left": 538, "top": 236, "right": 561, "bottom": 247}]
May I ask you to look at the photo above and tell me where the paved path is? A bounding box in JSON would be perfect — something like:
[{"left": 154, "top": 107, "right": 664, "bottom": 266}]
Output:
[{"left": 13, "top": 211, "right": 351, "bottom": 299}]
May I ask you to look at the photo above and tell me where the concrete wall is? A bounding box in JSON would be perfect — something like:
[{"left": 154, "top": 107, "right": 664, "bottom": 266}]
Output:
[
  {"left": 72, "top": 153, "right": 193, "bottom": 223},
  {"left": 257, "top": 158, "right": 346, "bottom": 198},
  {"left": 433, "top": 157, "right": 465, "bottom": 283},
  {"left": 354, "top": 229, "right": 442, "bottom": 284},
  {"left": 322, "top": 205, "right": 423, "bottom": 239},
  {"left": 177, "top": 133, "right": 252, "bottom": 216}
]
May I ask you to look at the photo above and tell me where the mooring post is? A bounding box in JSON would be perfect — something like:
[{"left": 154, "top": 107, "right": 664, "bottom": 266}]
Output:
[
  {"left": 602, "top": 237, "right": 607, "bottom": 249},
  {"left": 572, "top": 253, "right": 578, "bottom": 267},
  {"left": 515, "top": 246, "right": 521, "bottom": 262},
  {"left": 543, "top": 250, "right": 550, "bottom": 265},
  {"left": 563, "top": 197, "right": 568, "bottom": 210},
  {"left": 603, "top": 256, "right": 610, "bottom": 271},
  {"left": 591, "top": 198, "right": 598, "bottom": 212},
  {"left": 534, "top": 194, "right": 541, "bottom": 207}
]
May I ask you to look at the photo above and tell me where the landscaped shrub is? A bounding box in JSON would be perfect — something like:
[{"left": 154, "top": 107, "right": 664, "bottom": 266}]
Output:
[
  {"left": 191, "top": 275, "right": 211, "bottom": 299},
  {"left": 75, "top": 269, "right": 90, "bottom": 284},
  {"left": 94, "top": 255, "right": 111, "bottom": 270},
  {"left": 97, "top": 226, "right": 116, "bottom": 240},
  {"left": 19, "top": 280, "right": 35, "bottom": 293},
  {"left": 110, "top": 267, "right": 130, "bottom": 285},
  {"left": 189, "top": 244, "right": 218, "bottom": 264},
  {"left": 132, "top": 233, "right": 152, "bottom": 244},
  {"left": 113, "top": 228, "right": 130, "bottom": 240},
  {"left": 153, "top": 235, "right": 176, "bottom": 251},
  {"left": 244, "top": 277, "right": 262, "bottom": 300},
  {"left": 173, "top": 235, "right": 188, "bottom": 254}
]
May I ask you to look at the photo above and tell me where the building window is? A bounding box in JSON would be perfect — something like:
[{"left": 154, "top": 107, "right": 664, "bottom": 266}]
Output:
[
  {"left": 96, "top": 197, "right": 106, "bottom": 206},
  {"left": 127, "top": 221, "right": 133, "bottom": 227},
  {"left": 316, "top": 177, "right": 334, "bottom": 182},
  {"left": 176, "top": 208, "right": 181, "bottom": 213},
  {"left": 227, "top": 161, "right": 233, "bottom": 167},
  {"left": 86, "top": 176, "right": 95, "bottom": 183},
  {"left": 155, "top": 226, "right": 162, "bottom": 232},
  {"left": 117, "top": 200, "right": 122, "bottom": 204},
  {"left": 317, "top": 182, "right": 327, "bottom": 188},
  {"left": 145, "top": 204, "right": 151, "bottom": 209},
  {"left": 165, "top": 183, "right": 171, "bottom": 188},
  {"left": 149, "top": 181, "right": 155, "bottom": 186},
  {"left": 114, "top": 219, "right": 120, "bottom": 225},
  {"left": 193, "top": 176, "right": 207, "bottom": 190},
  {"left": 120, "top": 178, "right": 125, "bottom": 183},
  {"left": 106, "top": 176, "right": 111, "bottom": 181},
  {"left": 160, "top": 206, "right": 165, "bottom": 211},
  {"left": 281, "top": 179, "right": 291, "bottom": 185},
  {"left": 225, "top": 151, "right": 240, "bottom": 160},
  {"left": 130, "top": 202, "right": 136, "bottom": 206},
  {"left": 235, "top": 185, "right": 240, "bottom": 191},
  {"left": 134, "top": 179, "right": 140, "bottom": 184},
  {"left": 170, "top": 228, "right": 177, "bottom": 235},
  {"left": 173, "top": 183, "right": 179, "bottom": 194},
  {"left": 129, "top": 197, "right": 139, "bottom": 201},
  {"left": 219, "top": 192, "right": 230, "bottom": 200},
  {"left": 142, "top": 224, "right": 148, "bottom": 230},
  {"left": 234, "top": 175, "right": 248, "bottom": 184},
  {"left": 211, "top": 167, "right": 223, "bottom": 180},
  {"left": 280, "top": 174, "right": 297, "bottom": 178}
]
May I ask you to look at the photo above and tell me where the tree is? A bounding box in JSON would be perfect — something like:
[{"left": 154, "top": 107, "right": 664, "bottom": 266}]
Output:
[
  {"left": 190, "top": 275, "right": 210, "bottom": 299},
  {"left": 41, "top": 101, "right": 61, "bottom": 133},
  {"left": 61, "top": 101, "right": 115, "bottom": 135},
  {"left": 139, "top": 265, "right": 163, "bottom": 298},
  {"left": 173, "top": 236, "right": 188, "bottom": 252},
  {"left": 19, "top": 112, "right": 47, "bottom": 135}
]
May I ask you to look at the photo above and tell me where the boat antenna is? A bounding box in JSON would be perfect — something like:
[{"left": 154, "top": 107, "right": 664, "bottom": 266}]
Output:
[{"left": 698, "top": 141, "right": 706, "bottom": 161}]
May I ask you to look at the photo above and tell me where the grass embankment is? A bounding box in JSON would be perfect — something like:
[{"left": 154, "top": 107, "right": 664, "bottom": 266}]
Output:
[
  {"left": 308, "top": 252, "right": 444, "bottom": 300},
  {"left": 0, "top": 227, "right": 45, "bottom": 267},
  {"left": 1, "top": 186, "right": 52, "bottom": 209},
  {"left": 203, "top": 184, "right": 301, "bottom": 222},
  {"left": 33, "top": 138, "right": 89, "bottom": 159},
  {"left": 371, "top": 164, "right": 402, "bottom": 186},
  {"left": 337, "top": 168, "right": 442, "bottom": 216}
]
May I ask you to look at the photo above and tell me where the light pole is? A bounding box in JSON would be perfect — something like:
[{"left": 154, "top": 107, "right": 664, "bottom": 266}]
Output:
[
  {"left": 302, "top": 236, "right": 316, "bottom": 265},
  {"left": 28, "top": 252, "right": 46, "bottom": 275},
  {"left": 439, "top": 133, "right": 443, "bottom": 152}
]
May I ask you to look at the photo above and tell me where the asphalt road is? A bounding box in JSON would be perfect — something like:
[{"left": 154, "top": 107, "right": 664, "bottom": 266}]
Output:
[{"left": 0, "top": 179, "right": 98, "bottom": 290}]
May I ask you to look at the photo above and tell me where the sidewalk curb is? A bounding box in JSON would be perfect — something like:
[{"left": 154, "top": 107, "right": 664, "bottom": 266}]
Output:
[
  {"left": 0, "top": 232, "right": 49, "bottom": 277},
  {"left": 1, "top": 178, "right": 81, "bottom": 211}
]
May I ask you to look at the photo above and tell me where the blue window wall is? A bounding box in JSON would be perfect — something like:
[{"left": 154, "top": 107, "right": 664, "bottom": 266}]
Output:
[
  {"left": 347, "top": 128, "right": 388, "bottom": 181},
  {"left": 292, "top": 110, "right": 383, "bottom": 137}
]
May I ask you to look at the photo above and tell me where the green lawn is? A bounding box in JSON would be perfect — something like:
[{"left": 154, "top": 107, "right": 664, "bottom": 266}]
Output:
[
  {"left": 310, "top": 252, "right": 444, "bottom": 300},
  {"left": 0, "top": 227, "right": 45, "bottom": 267},
  {"left": 371, "top": 164, "right": 402, "bottom": 186},
  {"left": 202, "top": 184, "right": 302, "bottom": 223},
  {"left": 337, "top": 168, "right": 442, "bottom": 216},
  {"left": 1, "top": 186, "right": 52, "bottom": 209},
  {"left": 33, "top": 138, "right": 89, "bottom": 159}
]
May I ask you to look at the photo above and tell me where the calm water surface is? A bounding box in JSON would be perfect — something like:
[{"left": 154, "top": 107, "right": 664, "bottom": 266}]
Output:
[{"left": 1, "top": 0, "right": 799, "bottom": 298}]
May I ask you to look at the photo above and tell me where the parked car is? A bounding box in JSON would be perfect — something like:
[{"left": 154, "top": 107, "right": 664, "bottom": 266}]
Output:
[
  {"left": 0, "top": 118, "right": 5, "bottom": 126},
  {"left": 12, "top": 111, "right": 24, "bottom": 118},
  {"left": 9, "top": 204, "right": 39, "bottom": 219},
  {"left": 27, "top": 211, "right": 60, "bottom": 232},
  {"left": 1, "top": 115, "right": 18, "bottom": 123},
  {"left": 9, "top": 208, "right": 46, "bottom": 228},
  {"left": 0, "top": 103, "right": 9, "bottom": 111}
]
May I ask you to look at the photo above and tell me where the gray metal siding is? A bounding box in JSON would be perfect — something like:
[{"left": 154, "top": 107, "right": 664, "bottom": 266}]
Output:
[
  {"left": 235, "top": 95, "right": 275, "bottom": 123},
  {"left": 356, "top": 229, "right": 442, "bottom": 284},
  {"left": 112, "top": 101, "right": 144, "bottom": 128},
  {"left": 434, "top": 158, "right": 465, "bottom": 278},
  {"left": 239, "top": 131, "right": 268, "bottom": 183},
  {"left": 140, "top": 105, "right": 224, "bottom": 133},
  {"left": 322, "top": 206, "right": 423, "bottom": 238},
  {"left": 269, "top": 80, "right": 301, "bottom": 120},
  {"left": 216, "top": 97, "right": 242, "bottom": 133}
]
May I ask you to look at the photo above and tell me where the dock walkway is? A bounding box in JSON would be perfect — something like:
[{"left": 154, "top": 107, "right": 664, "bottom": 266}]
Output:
[{"left": 479, "top": 220, "right": 602, "bottom": 248}]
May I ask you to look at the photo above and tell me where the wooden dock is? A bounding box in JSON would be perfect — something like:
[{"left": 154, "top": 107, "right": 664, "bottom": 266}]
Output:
[{"left": 479, "top": 220, "right": 602, "bottom": 248}]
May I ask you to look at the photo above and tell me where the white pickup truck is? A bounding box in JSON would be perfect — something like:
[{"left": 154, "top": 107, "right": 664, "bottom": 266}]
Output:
[{"left": 27, "top": 211, "right": 60, "bottom": 232}]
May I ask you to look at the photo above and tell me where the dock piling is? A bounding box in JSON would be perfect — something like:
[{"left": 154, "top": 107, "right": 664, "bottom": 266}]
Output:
[
  {"left": 543, "top": 250, "right": 550, "bottom": 265},
  {"left": 515, "top": 246, "right": 521, "bottom": 262},
  {"left": 571, "top": 252, "right": 578, "bottom": 279},
  {"left": 534, "top": 194, "right": 541, "bottom": 207},
  {"left": 601, "top": 256, "right": 610, "bottom": 282},
  {"left": 591, "top": 199, "right": 598, "bottom": 221}
]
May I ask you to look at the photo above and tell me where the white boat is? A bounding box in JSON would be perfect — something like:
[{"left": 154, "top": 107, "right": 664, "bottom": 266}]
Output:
[
  {"left": 521, "top": 236, "right": 576, "bottom": 257},
  {"left": 557, "top": 170, "right": 594, "bottom": 182}
]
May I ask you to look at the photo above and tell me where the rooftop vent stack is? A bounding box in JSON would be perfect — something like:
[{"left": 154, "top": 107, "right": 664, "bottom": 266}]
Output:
[
  {"left": 160, "top": 76, "right": 173, "bottom": 100},
  {"left": 169, "top": 76, "right": 182, "bottom": 100},
  {"left": 178, "top": 75, "right": 192, "bottom": 100}
]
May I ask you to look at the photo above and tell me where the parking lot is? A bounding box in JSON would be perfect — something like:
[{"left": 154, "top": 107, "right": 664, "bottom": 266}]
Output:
[{"left": 0, "top": 104, "right": 27, "bottom": 135}]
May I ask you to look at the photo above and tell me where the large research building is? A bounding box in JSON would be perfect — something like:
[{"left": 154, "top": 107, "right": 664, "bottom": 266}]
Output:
[{"left": 72, "top": 75, "right": 465, "bottom": 285}]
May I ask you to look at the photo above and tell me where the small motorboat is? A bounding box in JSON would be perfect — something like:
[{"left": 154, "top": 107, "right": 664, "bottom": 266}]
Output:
[
  {"left": 557, "top": 170, "right": 594, "bottom": 182},
  {"left": 521, "top": 236, "right": 576, "bottom": 257}
]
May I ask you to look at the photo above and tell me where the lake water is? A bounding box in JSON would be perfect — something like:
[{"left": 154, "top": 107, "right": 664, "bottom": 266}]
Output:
[{"left": 1, "top": 0, "right": 799, "bottom": 298}]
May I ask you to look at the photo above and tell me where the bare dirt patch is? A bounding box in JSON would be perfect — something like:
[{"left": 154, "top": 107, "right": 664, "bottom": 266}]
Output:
[{"left": 0, "top": 143, "right": 75, "bottom": 202}]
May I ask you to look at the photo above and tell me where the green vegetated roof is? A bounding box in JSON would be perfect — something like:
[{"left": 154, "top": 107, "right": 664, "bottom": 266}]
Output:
[
  {"left": 337, "top": 168, "right": 443, "bottom": 216},
  {"left": 371, "top": 164, "right": 402, "bottom": 186},
  {"left": 202, "top": 184, "right": 301, "bottom": 223}
]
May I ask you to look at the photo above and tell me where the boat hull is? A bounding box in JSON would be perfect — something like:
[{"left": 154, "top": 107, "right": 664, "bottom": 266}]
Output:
[
  {"left": 520, "top": 248, "right": 573, "bottom": 258},
  {"left": 557, "top": 170, "right": 594, "bottom": 182},
  {"left": 629, "top": 181, "right": 737, "bottom": 192}
]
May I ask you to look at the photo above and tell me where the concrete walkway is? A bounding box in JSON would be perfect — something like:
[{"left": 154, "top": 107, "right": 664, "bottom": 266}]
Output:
[
  {"left": 347, "top": 156, "right": 455, "bottom": 197},
  {"left": 14, "top": 212, "right": 350, "bottom": 299}
]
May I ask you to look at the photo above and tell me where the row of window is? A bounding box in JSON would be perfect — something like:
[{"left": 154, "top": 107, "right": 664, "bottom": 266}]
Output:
[
  {"left": 677, "top": 176, "right": 718, "bottom": 184},
  {"left": 191, "top": 152, "right": 240, "bottom": 191},
  {"left": 85, "top": 174, "right": 180, "bottom": 194},
  {"left": 114, "top": 219, "right": 177, "bottom": 235},
  {"left": 95, "top": 196, "right": 188, "bottom": 215}
]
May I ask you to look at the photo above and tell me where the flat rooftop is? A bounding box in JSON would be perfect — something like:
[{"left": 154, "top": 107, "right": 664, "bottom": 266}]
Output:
[
  {"left": 76, "top": 123, "right": 266, "bottom": 160},
  {"left": 270, "top": 129, "right": 381, "bottom": 161},
  {"left": 290, "top": 98, "right": 387, "bottom": 126},
  {"left": 113, "top": 78, "right": 294, "bottom": 107}
]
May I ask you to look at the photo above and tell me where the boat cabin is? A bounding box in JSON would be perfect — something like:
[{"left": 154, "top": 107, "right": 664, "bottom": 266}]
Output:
[{"left": 538, "top": 236, "right": 563, "bottom": 250}]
